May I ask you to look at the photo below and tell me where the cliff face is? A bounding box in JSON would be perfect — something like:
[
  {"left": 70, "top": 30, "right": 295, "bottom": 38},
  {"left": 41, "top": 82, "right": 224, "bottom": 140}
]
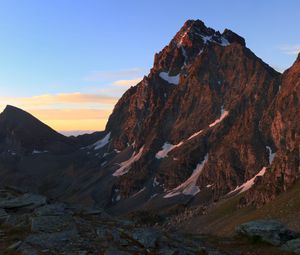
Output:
[
  {"left": 103, "top": 19, "right": 290, "bottom": 210},
  {"left": 245, "top": 54, "right": 300, "bottom": 206}
]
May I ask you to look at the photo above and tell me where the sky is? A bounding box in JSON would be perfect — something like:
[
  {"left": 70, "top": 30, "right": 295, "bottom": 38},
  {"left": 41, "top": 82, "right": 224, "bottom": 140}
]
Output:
[{"left": 0, "top": 0, "right": 299, "bottom": 135}]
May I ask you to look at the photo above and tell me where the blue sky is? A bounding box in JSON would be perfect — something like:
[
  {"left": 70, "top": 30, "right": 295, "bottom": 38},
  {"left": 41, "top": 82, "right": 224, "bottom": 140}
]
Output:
[{"left": 0, "top": 0, "right": 299, "bottom": 133}]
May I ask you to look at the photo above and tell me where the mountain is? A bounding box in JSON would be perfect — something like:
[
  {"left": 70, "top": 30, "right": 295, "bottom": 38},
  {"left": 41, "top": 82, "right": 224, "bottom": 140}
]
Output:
[
  {"left": 0, "top": 105, "right": 75, "bottom": 154},
  {"left": 103, "top": 19, "right": 284, "bottom": 213},
  {"left": 0, "top": 105, "right": 108, "bottom": 201},
  {"left": 0, "top": 20, "right": 298, "bottom": 219}
]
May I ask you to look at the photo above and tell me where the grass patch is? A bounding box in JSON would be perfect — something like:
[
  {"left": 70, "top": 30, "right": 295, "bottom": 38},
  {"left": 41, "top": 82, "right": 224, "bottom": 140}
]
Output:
[{"left": 182, "top": 180, "right": 300, "bottom": 236}]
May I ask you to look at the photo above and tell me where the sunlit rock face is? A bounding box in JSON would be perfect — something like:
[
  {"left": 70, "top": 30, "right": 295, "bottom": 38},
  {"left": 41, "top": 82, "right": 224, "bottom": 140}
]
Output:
[
  {"left": 104, "top": 19, "right": 287, "bottom": 210},
  {"left": 245, "top": 53, "right": 300, "bottom": 206}
]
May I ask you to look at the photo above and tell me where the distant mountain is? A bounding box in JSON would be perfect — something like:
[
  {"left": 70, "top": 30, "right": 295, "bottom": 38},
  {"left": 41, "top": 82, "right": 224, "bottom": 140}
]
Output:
[
  {"left": 0, "top": 105, "right": 76, "bottom": 154},
  {"left": 0, "top": 20, "right": 298, "bottom": 218}
]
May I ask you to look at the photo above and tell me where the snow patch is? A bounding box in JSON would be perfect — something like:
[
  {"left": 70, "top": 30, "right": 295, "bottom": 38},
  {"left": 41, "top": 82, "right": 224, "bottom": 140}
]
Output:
[
  {"left": 156, "top": 142, "right": 184, "bottom": 159},
  {"left": 92, "top": 132, "right": 111, "bottom": 150},
  {"left": 159, "top": 72, "right": 180, "bottom": 85},
  {"left": 7, "top": 150, "right": 17, "bottom": 156},
  {"left": 113, "top": 146, "right": 144, "bottom": 176},
  {"left": 150, "top": 193, "right": 158, "bottom": 199},
  {"left": 201, "top": 35, "right": 212, "bottom": 44},
  {"left": 228, "top": 167, "right": 267, "bottom": 195},
  {"left": 132, "top": 187, "right": 146, "bottom": 197},
  {"left": 199, "top": 34, "right": 230, "bottom": 47},
  {"left": 187, "top": 130, "right": 203, "bottom": 140},
  {"left": 164, "top": 154, "right": 208, "bottom": 198},
  {"left": 181, "top": 47, "right": 188, "bottom": 65},
  {"left": 266, "top": 146, "right": 276, "bottom": 164},
  {"left": 177, "top": 28, "right": 190, "bottom": 46},
  {"left": 220, "top": 37, "right": 230, "bottom": 46},
  {"left": 209, "top": 106, "right": 229, "bottom": 127},
  {"left": 198, "top": 49, "right": 203, "bottom": 56},
  {"left": 153, "top": 177, "right": 160, "bottom": 187},
  {"left": 32, "top": 150, "right": 48, "bottom": 154}
]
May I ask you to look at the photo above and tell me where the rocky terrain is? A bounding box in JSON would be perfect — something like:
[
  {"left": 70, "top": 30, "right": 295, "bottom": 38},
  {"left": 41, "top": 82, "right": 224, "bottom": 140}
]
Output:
[{"left": 0, "top": 187, "right": 298, "bottom": 255}]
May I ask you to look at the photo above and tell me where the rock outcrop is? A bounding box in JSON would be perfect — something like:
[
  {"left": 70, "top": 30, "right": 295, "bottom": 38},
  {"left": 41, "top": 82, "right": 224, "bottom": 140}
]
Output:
[{"left": 236, "top": 219, "right": 297, "bottom": 246}]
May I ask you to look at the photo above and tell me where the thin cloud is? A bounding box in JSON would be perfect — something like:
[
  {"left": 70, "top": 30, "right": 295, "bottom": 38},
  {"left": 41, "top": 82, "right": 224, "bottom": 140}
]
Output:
[
  {"left": 280, "top": 44, "right": 300, "bottom": 55},
  {"left": 0, "top": 92, "right": 118, "bottom": 109},
  {"left": 0, "top": 92, "right": 119, "bottom": 133},
  {"left": 29, "top": 108, "right": 112, "bottom": 120},
  {"left": 113, "top": 78, "right": 142, "bottom": 87},
  {"left": 83, "top": 68, "right": 144, "bottom": 82}
]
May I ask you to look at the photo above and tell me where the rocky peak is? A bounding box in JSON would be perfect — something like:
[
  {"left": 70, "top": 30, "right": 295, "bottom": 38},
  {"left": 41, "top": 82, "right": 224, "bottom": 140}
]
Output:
[
  {"left": 222, "top": 29, "right": 246, "bottom": 46},
  {"left": 0, "top": 105, "right": 56, "bottom": 134},
  {"left": 0, "top": 105, "right": 74, "bottom": 153},
  {"left": 173, "top": 19, "right": 216, "bottom": 47},
  {"left": 173, "top": 19, "right": 246, "bottom": 48},
  {"left": 1, "top": 105, "right": 30, "bottom": 119},
  {"left": 152, "top": 19, "right": 246, "bottom": 76}
]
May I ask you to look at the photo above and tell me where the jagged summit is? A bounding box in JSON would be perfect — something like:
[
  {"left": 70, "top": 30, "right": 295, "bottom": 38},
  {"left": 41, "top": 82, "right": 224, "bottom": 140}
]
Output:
[
  {"left": 173, "top": 19, "right": 245, "bottom": 48},
  {"left": 152, "top": 19, "right": 246, "bottom": 77}
]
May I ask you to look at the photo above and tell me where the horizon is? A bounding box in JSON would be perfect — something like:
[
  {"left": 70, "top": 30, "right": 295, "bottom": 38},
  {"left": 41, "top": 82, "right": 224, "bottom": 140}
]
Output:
[{"left": 0, "top": 0, "right": 299, "bottom": 135}]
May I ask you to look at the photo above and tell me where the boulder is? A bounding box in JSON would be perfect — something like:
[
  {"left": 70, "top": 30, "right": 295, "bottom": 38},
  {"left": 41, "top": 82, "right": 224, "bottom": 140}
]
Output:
[
  {"left": 0, "top": 193, "right": 47, "bottom": 209},
  {"left": 7, "top": 240, "right": 23, "bottom": 250},
  {"left": 282, "top": 238, "right": 300, "bottom": 254},
  {"left": 236, "top": 219, "right": 297, "bottom": 246},
  {"left": 31, "top": 215, "right": 76, "bottom": 233},
  {"left": 0, "top": 208, "right": 8, "bottom": 222},
  {"left": 130, "top": 227, "right": 161, "bottom": 248},
  {"left": 24, "top": 230, "right": 78, "bottom": 250},
  {"left": 34, "top": 203, "right": 67, "bottom": 216}
]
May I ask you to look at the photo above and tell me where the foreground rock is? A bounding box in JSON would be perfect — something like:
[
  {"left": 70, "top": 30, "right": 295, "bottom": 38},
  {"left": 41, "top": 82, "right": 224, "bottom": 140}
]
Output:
[
  {"left": 0, "top": 188, "right": 237, "bottom": 254},
  {"left": 236, "top": 219, "right": 300, "bottom": 254},
  {"left": 0, "top": 193, "right": 47, "bottom": 209},
  {"left": 282, "top": 238, "right": 300, "bottom": 254},
  {"left": 236, "top": 219, "right": 297, "bottom": 246}
]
